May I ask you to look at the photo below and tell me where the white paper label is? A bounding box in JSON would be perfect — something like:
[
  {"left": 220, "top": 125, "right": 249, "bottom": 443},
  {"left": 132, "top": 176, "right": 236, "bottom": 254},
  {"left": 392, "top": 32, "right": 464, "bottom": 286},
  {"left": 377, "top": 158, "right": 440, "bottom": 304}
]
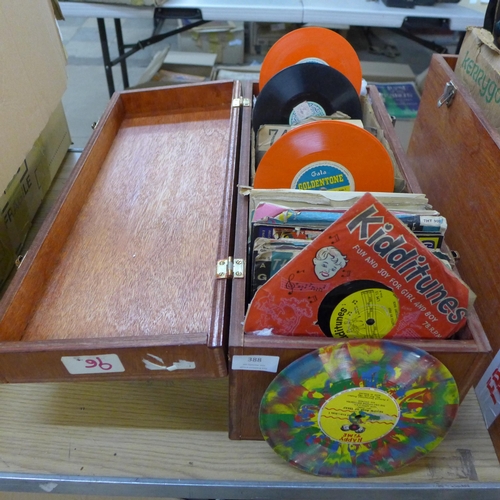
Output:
[
  {"left": 61, "top": 354, "right": 125, "bottom": 375},
  {"left": 231, "top": 355, "right": 280, "bottom": 373},
  {"left": 142, "top": 354, "right": 196, "bottom": 371},
  {"left": 475, "top": 350, "right": 500, "bottom": 428}
]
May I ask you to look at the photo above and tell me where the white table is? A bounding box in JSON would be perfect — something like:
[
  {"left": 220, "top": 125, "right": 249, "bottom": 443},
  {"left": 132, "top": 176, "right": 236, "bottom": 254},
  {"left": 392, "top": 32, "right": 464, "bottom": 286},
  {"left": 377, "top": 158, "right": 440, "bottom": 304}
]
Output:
[
  {"left": 303, "top": 0, "right": 484, "bottom": 30},
  {"left": 60, "top": 0, "right": 484, "bottom": 27},
  {"left": 59, "top": 0, "right": 486, "bottom": 96}
]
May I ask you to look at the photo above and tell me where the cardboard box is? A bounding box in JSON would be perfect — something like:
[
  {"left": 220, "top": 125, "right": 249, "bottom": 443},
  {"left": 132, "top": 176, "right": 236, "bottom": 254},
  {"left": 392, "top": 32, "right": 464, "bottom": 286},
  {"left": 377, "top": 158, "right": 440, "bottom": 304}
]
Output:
[
  {"left": 178, "top": 21, "right": 244, "bottom": 65},
  {"left": 135, "top": 47, "right": 217, "bottom": 88},
  {"left": 362, "top": 61, "right": 416, "bottom": 83},
  {"left": 214, "top": 64, "right": 261, "bottom": 82},
  {"left": 0, "top": 102, "right": 71, "bottom": 288},
  {"left": 456, "top": 27, "right": 500, "bottom": 132},
  {"left": 0, "top": 0, "right": 67, "bottom": 193},
  {"left": 248, "top": 22, "right": 302, "bottom": 56}
]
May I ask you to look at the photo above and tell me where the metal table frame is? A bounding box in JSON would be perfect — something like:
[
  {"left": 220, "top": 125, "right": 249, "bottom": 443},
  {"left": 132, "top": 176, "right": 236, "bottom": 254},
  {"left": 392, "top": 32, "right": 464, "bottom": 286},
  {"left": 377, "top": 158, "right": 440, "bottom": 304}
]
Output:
[
  {"left": 96, "top": 8, "right": 207, "bottom": 96},
  {"left": 2, "top": 472, "right": 500, "bottom": 499}
]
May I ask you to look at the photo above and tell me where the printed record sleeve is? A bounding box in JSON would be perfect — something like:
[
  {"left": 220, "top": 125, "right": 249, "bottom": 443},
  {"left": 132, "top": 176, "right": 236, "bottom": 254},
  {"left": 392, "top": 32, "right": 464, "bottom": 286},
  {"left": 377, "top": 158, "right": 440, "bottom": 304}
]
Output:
[{"left": 244, "top": 192, "right": 472, "bottom": 340}]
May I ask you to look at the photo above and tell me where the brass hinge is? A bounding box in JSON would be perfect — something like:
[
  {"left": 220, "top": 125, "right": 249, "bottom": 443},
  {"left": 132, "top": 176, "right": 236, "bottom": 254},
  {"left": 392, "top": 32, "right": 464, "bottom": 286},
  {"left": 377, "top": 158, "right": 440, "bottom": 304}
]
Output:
[
  {"left": 216, "top": 257, "right": 245, "bottom": 279},
  {"left": 231, "top": 96, "right": 251, "bottom": 108}
]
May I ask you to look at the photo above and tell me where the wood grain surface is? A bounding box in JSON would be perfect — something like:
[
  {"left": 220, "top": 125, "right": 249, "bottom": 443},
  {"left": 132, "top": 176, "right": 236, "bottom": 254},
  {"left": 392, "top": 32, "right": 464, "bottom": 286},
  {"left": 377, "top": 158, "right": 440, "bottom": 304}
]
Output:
[
  {"left": 407, "top": 54, "right": 500, "bottom": 461},
  {"left": 0, "top": 81, "right": 241, "bottom": 381},
  {"left": 0, "top": 378, "right": 496, "bottom": 485},
  {"left": 23, "top": 109, "right": 230, "bottom": 341},
  {"left": 408, "top": 55, "right": 500, "bottom": 356}
]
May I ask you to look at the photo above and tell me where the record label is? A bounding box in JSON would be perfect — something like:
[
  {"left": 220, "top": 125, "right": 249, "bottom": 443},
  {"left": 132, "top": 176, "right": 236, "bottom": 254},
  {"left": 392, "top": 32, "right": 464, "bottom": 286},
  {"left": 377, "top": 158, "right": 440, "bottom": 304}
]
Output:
[
  {"left": 253, "top": 120, "right": 394, "bottom": 193},
  {"left": 317, "top": 280, "right": 400, "bottom": 338},
  {"left": 297, "top": 57, "right": 328, "bottom": 66},
  {"left": 292, "top": 161, "right": 354, "bottom": 191},
  {"left": 290, "top": 101, "right": 326, "bottom": 125},
  {"left": 259, "top": 340, "right": 460, "bottom": 477},
  {"left": 319, "top": 387, "right": 400, "bottom": 443}
]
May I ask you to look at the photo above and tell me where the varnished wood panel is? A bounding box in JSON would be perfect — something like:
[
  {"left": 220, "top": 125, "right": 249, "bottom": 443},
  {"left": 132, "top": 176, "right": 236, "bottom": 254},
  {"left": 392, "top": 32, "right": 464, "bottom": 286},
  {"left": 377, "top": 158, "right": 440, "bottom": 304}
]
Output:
[
  {"left": 24, "top": 110, "right": 230, "bottom": 341},
  {"left": 407, "top": 54, "right": 500, "bottom": 461},
  {"left": 0, "top": 81, "right": 241, "bottom": 381},
  {"left": 408, "top": 55, "right": 500, "bottom": 357}
]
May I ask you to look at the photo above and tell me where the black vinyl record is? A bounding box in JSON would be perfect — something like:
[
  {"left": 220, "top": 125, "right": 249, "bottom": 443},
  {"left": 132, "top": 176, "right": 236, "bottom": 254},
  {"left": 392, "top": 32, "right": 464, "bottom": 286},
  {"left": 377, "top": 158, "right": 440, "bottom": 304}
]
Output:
[
  {"left": 317, "top": 280, "right": 400, "bottom": 338},
  {"left": 252, "top": 62, "right": 363, "bottom": 132}
]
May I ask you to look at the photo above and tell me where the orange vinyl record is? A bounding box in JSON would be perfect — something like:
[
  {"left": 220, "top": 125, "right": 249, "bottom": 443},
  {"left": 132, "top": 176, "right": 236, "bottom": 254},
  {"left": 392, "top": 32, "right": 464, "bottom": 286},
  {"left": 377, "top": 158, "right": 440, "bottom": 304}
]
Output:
[
  {"left": 259, "top": 27, "right": 363, "bottom": 94},
  {"left": 253, "top": 120, "right": 394, "bottom": 192}
]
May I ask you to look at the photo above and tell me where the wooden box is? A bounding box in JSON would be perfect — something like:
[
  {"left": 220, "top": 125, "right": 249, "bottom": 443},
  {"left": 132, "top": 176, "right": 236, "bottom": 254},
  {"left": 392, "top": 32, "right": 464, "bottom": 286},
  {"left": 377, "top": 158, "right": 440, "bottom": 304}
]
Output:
[
  {"left": 0, "top": 81, "right": 243, "bottom": 382},
  {"left": 228, "top": 80, "right": 492, "bottom": 440},
  {"left": 0, "top": 75, "right": 492, "bottom": 444},
  {"left": 407, "top": 54, "right": 500, "bottom": 459}
]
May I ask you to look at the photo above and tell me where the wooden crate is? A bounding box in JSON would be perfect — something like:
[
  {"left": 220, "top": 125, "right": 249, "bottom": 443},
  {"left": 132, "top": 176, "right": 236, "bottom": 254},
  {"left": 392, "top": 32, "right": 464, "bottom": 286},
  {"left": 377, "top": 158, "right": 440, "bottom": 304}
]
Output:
[
  {"left": 0, "top": 81, "right": 242, "bottom": 382},
  {"left": 228, "top": 80, "right": 492, "bottom": 440},
  {"left": 407, "top": 54, "right": 500, "bottom": 459}
]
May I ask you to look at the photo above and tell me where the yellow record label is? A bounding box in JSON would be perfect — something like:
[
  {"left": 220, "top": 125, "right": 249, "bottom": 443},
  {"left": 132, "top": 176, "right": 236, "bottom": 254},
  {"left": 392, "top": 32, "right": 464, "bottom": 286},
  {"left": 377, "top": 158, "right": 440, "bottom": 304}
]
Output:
[
  {"left": 319, "top": 387, "right": 400, "bottom": 444},
  {"left": 330, "top": 288, "right": 399, "bottom": 339}
]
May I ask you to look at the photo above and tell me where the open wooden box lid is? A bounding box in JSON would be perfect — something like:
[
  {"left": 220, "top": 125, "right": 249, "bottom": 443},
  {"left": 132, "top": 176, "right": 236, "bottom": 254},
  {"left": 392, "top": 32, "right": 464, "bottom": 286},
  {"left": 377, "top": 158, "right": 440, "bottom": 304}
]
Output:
[
  {"left": 407, "top": 54, "right": 500, "bottom": 458},
  {"left": 0, "top": 80, "right": 243, "bottom": 382}
]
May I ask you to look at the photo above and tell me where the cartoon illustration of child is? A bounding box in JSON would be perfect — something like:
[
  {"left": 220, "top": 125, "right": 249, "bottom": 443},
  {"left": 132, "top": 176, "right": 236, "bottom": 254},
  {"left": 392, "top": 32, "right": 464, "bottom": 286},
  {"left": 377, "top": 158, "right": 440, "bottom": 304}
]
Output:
[{"left": 313, "top": 246, "right": 348, "bottom": 281}]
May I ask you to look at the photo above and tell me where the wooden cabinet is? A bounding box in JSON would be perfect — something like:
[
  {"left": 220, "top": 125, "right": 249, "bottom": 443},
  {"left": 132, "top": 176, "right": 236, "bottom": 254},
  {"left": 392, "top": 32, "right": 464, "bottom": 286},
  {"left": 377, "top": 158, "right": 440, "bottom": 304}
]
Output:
[{"left": 0, "top": 77, "right": 491, "bottom": 450}]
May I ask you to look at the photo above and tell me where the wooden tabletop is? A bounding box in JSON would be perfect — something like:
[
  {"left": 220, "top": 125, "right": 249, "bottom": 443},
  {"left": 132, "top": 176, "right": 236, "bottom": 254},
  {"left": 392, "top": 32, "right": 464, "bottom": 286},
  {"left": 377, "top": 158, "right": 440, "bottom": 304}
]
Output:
[
  {"left": 0, "top": 377, "right": 496, "bottom": 484},
  {"left": 0, "top": 377, "right": 497, "bottom": 497}
]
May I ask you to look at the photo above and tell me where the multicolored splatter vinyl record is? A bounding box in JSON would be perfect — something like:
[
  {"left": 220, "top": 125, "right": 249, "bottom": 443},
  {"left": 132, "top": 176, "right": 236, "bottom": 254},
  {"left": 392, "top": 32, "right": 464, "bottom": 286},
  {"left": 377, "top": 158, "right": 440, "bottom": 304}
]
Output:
[{"left": 259, "top": 340, "right": 459, "bottom": 477}]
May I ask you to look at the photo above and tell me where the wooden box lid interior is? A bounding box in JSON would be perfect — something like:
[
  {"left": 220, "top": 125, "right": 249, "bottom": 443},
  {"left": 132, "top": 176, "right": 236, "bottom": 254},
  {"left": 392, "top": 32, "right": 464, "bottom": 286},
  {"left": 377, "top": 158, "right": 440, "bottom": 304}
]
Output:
[{"left": 0, "top": 81, "right": 241, "bottom": 349}]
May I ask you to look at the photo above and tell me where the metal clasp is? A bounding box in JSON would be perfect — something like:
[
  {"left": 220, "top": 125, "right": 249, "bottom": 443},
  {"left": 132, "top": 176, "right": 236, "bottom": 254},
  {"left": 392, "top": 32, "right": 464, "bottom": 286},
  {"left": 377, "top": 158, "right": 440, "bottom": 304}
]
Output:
[{"left": 438, "top": 81, "right": 457, "bottom": 108}]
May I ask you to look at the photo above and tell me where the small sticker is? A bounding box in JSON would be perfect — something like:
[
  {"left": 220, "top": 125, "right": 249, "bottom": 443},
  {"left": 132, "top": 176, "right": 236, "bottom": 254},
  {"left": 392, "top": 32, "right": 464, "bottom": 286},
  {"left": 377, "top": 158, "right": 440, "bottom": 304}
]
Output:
[
  {"left": 476, "top": 350, "right": 500, "bottom": 428},
  {"left": 61, "top": 354, "right": 125, "bottom": 375},
  {"left": 231, "top": 355, "right": 280, "bottom": 373}
]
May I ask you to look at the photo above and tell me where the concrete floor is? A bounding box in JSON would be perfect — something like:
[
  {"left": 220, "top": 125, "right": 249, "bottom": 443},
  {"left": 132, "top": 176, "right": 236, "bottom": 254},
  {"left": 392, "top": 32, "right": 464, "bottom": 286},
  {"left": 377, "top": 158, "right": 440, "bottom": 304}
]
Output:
[{"left": 59, "top": 15, "right": 169, "bottom": 149}]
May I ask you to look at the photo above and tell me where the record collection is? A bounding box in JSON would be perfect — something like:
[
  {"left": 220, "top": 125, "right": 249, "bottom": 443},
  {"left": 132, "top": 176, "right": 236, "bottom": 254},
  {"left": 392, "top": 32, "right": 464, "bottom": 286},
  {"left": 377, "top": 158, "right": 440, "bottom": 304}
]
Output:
[
  {"left": 244, "top": 192, "right": 469, "bottom": 340},
  {"left": 243, "top": 26, "right": 476, "bottom": 477}
]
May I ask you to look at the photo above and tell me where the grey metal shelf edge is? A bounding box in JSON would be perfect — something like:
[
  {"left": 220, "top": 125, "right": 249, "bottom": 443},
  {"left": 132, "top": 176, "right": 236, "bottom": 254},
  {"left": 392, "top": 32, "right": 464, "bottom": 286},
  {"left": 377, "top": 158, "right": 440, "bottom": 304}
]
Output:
[{"left": 2, "top": 473, "right": 500, "bottom": 500}]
